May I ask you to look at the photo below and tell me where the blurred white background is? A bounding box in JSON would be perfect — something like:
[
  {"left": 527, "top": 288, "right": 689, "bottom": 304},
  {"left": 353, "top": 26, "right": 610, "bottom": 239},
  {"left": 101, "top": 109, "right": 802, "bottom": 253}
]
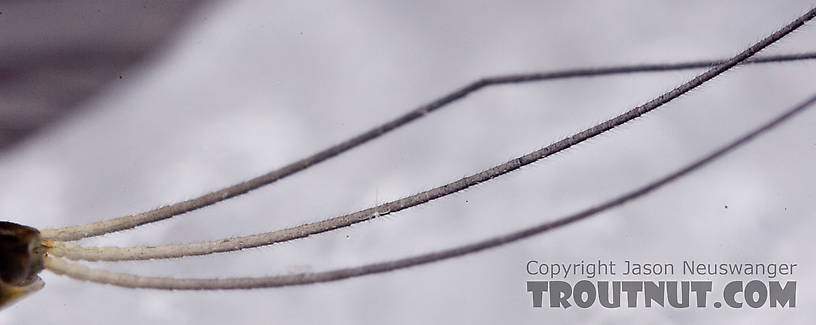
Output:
[{"left": 1, "top": 1, "right": 815, "bottom": 323}]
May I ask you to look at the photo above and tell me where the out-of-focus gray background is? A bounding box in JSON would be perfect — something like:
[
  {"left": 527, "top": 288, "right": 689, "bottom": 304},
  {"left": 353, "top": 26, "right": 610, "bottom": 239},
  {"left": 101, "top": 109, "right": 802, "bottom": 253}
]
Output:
[
  {"left": 0, "top": 0, "right": 205, "bottom": 152},
  {"left": 1, "top": 1, "right": 814, "bottom": 323}
]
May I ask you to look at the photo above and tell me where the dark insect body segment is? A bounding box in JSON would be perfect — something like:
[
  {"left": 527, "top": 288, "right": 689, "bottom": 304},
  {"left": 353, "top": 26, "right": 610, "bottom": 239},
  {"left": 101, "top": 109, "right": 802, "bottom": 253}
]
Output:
[{"left": 0, "top": 221, "right": 45, "bottom": 309}]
